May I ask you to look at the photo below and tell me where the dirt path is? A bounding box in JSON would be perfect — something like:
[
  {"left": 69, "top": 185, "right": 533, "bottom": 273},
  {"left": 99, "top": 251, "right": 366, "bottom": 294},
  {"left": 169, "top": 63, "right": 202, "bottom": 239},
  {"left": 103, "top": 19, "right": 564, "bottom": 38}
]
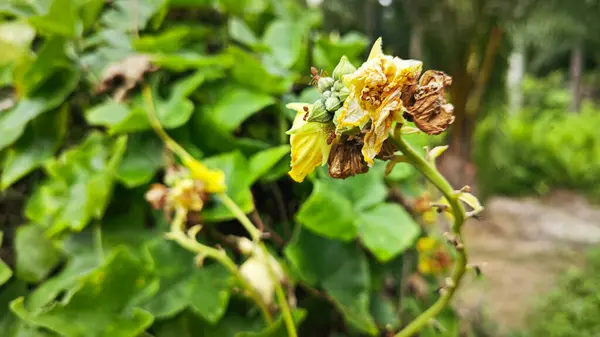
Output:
[{"left": 454, "top": 191, "right": 600, "bottom": 333}]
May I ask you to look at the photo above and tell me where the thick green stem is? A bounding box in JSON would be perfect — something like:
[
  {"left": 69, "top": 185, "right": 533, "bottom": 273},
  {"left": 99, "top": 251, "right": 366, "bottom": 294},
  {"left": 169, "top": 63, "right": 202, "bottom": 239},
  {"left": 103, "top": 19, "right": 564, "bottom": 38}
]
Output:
[
  {"left": 390, "top": 135, "right": 468, "bottom": 337},
  {"left": 218, "top": 193, "right": 261, "bottom": 243}
]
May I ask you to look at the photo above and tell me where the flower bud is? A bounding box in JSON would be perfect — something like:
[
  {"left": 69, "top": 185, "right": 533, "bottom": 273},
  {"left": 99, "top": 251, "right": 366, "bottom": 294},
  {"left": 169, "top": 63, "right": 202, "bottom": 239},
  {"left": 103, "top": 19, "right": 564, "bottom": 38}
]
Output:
[
  {"left": 322, "top": 90, "right": 332, "bottom": 99},
  {"left": 317, "top": 77, "right": 335, "bottom": 92},
  {"left": 332, "top": 56, "right": 357, "bottom": 80},
  {"left": 337, "top": 86, "right": 350, "bottom": 101},
  {"left": 325, "top": 96, "right": 341, "bottom": 111},
  {"left": 307, "top": 99, "right": 332, "bottom": 123},
  {"left": 332, "top": 80, "right": 344, "bottom": 92}
]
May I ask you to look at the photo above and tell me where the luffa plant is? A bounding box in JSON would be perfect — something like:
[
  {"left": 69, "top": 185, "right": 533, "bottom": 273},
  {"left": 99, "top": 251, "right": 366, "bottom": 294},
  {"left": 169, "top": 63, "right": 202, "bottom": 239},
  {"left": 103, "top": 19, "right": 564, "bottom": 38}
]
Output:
[{"left": 286, "top": 38, "right": 483, "bottom": 337}]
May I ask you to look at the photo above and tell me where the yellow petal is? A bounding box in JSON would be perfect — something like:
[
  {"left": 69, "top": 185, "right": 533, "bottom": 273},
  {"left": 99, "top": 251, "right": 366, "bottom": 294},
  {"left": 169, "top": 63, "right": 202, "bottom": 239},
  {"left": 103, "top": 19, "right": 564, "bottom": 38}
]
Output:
[
  {"left": 417, "top": 237, "right": 437, "bottom": 253},
  {"left": 334, "top": 93, "right": 369, "bottom": 132},
  {"left": 418, "top": 259, "right": 432, "bottom": 275},
  {"left": 362, "top": 89, "right": 402, "bottom": 165},
  {"left": 182, "top": 157, "right": 226, "bottom": 193},
  {"left": 367, "top": 37, "right": 383, "bottom": 61},
  {"left": 286, "top": 104, "right": 333, "bottom": 182}
]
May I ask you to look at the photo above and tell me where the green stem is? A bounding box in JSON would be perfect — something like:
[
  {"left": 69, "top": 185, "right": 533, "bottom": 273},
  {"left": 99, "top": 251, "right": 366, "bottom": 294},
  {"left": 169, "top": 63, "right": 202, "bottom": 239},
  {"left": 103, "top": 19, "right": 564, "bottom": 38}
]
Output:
[
  {"left": 218, "top": 193, "right": 261, "bottom": 243},
  {"left": 167, "top": 209, "right": 273, "bottom": 324},
  {"left": 390, "top": 135, "right": 468, "bottom": 337},
  {"left": 274, "top": 281, "right": 297, "bottom": 337}
]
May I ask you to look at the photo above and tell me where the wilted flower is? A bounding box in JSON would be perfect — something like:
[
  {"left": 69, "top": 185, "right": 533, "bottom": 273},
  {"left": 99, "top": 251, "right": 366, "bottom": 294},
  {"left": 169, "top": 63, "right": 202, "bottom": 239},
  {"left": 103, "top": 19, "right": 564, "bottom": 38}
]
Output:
[
  {"left": 144, "top": 166, "right": 209, "bottom": 216},
  {"left": 286, "top": 103, "right": 335, "bottom": 182},
  {"left": 336, "top": 37, "right": 423, "bottom": 165},
  {"left": 405, "top": 70, "right": 454, "bottom": 135}
]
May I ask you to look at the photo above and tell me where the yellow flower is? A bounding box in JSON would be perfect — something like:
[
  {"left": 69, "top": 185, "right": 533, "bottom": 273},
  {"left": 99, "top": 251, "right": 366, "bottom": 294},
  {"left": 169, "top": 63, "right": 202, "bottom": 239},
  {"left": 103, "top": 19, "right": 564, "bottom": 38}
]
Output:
[
  {"left": 336, "top": 37, "right": 422, "bottom": 165},
  {"left": 181, "top": 156, "right": 226, "bottom": 193},
  {"left": 416, "top": 237, "right": 452, "bottom": 275},
  {"left": 286, "top": 103, "right": 334, "bottom": 182}
]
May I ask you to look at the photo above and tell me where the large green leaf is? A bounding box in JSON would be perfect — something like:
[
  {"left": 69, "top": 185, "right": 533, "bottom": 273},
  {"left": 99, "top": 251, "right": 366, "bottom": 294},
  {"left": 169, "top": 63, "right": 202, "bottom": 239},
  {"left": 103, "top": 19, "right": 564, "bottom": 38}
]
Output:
[
  {"left": 201, "top": 151, "right": 253, "bottom": 222},
  {"left": 284, "top": 229, "right": 377, "bottom": 335},
  {"left": 0, "top": 37, "right": 79, "bottom": 151},
  {"left": 248, "top": 145, "right": 290, "bottom": 184},
  {"left": 153, "top": 309, "right": 262, "bottom": 337},
  {"left": 296, "top": 181, "right": 357, "bottom": 241},
  {"left": 117, "top": 132, "right": 164, "bottom": 188},
  {"left": 28, "top": 0, "right": 78, "bottom": 37},
  {"left": 101, "top": 0, "right": 166, "bottom": 32},
  {"left": 25, "top": 133, "right": 127, "bottom": 236},
  {"left": 202, "top": 84, "right": 275, "bottom": 133},
  {"left": 141, "top": 239, "right": 231, "bottom": 323},
  {"left": 319, "top": 166, "right": 387, "bottom": 212},
  {"left": 11, "top": 248, "right": 156, "bottom": 337},
  {"left": 15, "top": 224, "right": 63, "bottom": 283},
  {"left": 262, "top": 20, "right": 307, "bottom": 69},
  {"left": 1, "top": 106, "right": 67, "bottom": 190},
  {"left": 357, "top": 203, "right": 420, "bottom": 263},
  {"left": 0, "top": 20, "right": 35, "bottom": 66},
  {"left": 235, "top": 309, "right": 307, "bottom": 337},
  {"left": 227, "top": 46, "right": 293, "bottom": 95}
]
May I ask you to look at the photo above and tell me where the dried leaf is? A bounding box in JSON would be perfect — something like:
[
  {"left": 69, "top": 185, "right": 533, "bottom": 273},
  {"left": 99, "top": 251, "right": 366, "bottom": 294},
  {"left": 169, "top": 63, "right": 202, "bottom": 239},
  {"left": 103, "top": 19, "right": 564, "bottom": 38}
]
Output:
[
  {"left": 95, "top": 54, "right": 157, "bottom": 102},
  {"left": 407, "top": 70, "right": 454, "bottom": 135},
  {"left": 328, "top": 136, "right": 369, "bottom": 179}
]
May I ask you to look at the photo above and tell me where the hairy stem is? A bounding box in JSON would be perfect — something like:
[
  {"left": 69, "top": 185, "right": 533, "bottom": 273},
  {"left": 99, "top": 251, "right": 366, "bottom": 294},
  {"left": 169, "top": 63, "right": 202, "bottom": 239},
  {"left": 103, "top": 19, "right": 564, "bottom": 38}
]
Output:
[
  {"left": 390, "top": 134, "right": 467, "bottom": 337},
  {"left": 167, "top": 209, "right": 273, "bottom": 324}
]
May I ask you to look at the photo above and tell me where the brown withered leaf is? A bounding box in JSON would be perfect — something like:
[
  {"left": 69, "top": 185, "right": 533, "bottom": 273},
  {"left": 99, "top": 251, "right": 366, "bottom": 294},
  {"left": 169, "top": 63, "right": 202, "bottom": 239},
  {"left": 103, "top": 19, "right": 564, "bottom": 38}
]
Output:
[
  {"left": 407, "top": 70, "right": 454, "bottom": 135},
  {"left": 328, "top": 136, "right": 369, "bottom": 179},
  {"left": 95, "top": 54, "right": 157, "bottom": 102}
]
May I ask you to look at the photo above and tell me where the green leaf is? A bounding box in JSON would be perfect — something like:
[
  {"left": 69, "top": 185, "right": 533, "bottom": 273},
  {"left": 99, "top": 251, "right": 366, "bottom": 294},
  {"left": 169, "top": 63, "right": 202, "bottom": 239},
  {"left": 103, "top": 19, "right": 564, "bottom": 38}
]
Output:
[
  {"left": 133, "top": 26, "right": 192, "bottom": 53},
  {"left": 117, "top": 132, "right": 164, "bottom": 188},
  {"left": 15, "top": 224, "right": 63, "bottom": 283},
  {"left": 235, "top": 309, "right": 307, "bottom": 337},
  {"left": 0, "top": 231, "right": 12, "bottom": 286},
  {"left": 0, "top": 21, "right": 35, "bottom": 66},
  {"left": 296, "top": 181, "right": 357, "bottom": 241},
  {"left": 141, "top": 240, "right": 231, "bottom": 323},
  {"left": 262, "top": 20, "right": 306, "bottom": 69},
  {"left": 28, "top": 0, "right": 78, "bottom": 37},
  {"left": 284, "top": 229, "right": 377, "bottom": 335},
  {"left": 11, "top": 248, "right": 156, "bottom": 337},
  {"left": 1, "top": 106, "right": 67, "bottom": 190},
  {"left": 227, "top": 46, "right": 293, "bottom": 95},
  {"left": 319, "top": 166, "right": 387, "bottom": 212},
  {"left": 25, "top": 133, "right": 127, "bottom": 236},
  {"left": 248, "top": 145, "right": 290, "bottom": 184},
  {"left": 153, "top": 309, "right": 262, "bottom": 337},
  {"left": 203, "top": 84, "right": 275, "bottom": 133},
  {"left": 201, "top": 151, "right": 253, "bottom": 222},
  {"left": 229, "top": 17, "right": 259, "bottom": 47},
  {"left": 151, "top": 53, "right": 233, "bottom": 72},
  {"left": 357, "top": 203, "right": 420, "bottom": 263},
  {"left": 370, "top": 293, "right": 400, "bottom": 331},
  {"left": 101, "top": 0, "right": 166, "bottom": 32}
]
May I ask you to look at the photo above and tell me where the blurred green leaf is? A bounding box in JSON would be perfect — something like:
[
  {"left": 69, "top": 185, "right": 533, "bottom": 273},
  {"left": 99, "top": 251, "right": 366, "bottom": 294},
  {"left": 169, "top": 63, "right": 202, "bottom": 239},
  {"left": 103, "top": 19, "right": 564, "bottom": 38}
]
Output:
[
  {"left": 284, "top": 229, "right": 376, "bottom": 335},
  {"left": 370, "top": 293, "right": 400, "bottom": 331},
  {"left": 28, "top": 0, "right": 78, "bottom": 37},
  {"left": 313, "top": 32, "right": 368, "bottom": 70},
  {"left": 202, "top": 84, "right": 275, "bottom": 133},
  {"left": 0, "top": 231, "right": 12, "bottom": 286},
  {"left": 133, "top": 26, "right": 192, "bottom": 53},
  {"left": 15, "top": 225, "right": 63, "bottom": 283},
  {"left": 235, "top": 309, "right": 307, "bottom": 337},
  {"left": 11, "top": 248, "right": 156, "bottom": 337},
  {"left": 0, "top": 21, "right": 35, "bottom": 66},
  {"left": 320, "top": 167, "right": 387, "bottom": 212},
  {"left": 117, "top": 132, "right": 164, "bottom": 188},
  {"left": 101, "top": 0, "right": 166, "bottom": 32},
  {"left": 151, "top": 53, "right": 233, "bottom": 72},
  {"left": 228, "top": 46, "right": 293, "bottom": 95},
  {"left": 229, "top": 17, "right": 260, "bottom": 48},
  {"left": 357, "top": 203, "right": 420, "bottom": 263},
  {"left": 248, "top": 145, "right": 290, "bottom": 184},
  {"left": 262, "top": 20, "right": 306, "bottom": 69},
  {"left": 153, "top": 309, "right": 262, "bottom": 337},
  {"left": 141, "top": 240, "right": 231, "bottom": 323},
  {"left": 25, "top": 133, "right": 127, "bottom": 236},
  {"left": 296, "top": 182, "right": 357, "bottom": 241},
  {"left": 202, "top": 151, "right": 253, "bottom": 221},
  {"left": 1, "top": 106, "right": 67, "bottom": 190}
]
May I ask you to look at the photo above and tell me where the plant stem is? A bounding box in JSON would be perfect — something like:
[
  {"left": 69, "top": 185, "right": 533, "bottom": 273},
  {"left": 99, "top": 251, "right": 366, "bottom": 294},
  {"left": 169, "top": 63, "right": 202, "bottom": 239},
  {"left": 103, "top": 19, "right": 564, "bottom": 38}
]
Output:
[
  {"left": 390, "top": 135, "right": 467, "bottom": 337},
  {"left": 274, "top": 281, "right": 297, "bottom": 337},
  {"left": 167, "top": 209, "right": 273, "bottom": 324},
  {"left": 218, "top": 193, "right": 261, "bottom": 243}
]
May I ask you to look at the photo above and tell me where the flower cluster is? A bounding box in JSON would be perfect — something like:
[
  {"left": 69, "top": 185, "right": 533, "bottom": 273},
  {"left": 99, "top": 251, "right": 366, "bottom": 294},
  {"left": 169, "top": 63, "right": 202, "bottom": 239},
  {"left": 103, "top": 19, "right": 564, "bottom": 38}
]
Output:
[
  {"left": 416, "top": 237, "right": 453, "bottom": 275},
  {"left": 286, "top": 38, "right": 455, "bottom": 182},
  {"left": 145, "top": 165, "right": 210, "bottom": 216}
]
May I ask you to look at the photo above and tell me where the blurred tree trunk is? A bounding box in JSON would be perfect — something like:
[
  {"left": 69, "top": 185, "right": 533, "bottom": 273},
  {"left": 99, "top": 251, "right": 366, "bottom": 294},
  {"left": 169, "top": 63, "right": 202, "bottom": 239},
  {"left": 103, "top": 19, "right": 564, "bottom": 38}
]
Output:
[
  {"left": 409, "top": 23, "right": 423, "bottom": 59},
  {"left": 569, "top": 43, "right": 583, "bottom": 113},
  {"left": 507, "top": 37, "right": 525, "bottom": 115}
]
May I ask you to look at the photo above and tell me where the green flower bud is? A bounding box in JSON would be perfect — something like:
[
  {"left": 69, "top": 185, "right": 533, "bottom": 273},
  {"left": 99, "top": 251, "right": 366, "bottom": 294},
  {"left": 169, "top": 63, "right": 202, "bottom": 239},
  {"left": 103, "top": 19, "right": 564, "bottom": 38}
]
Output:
[
  {"left": 332, "top": 80, "right": 345, "bottom": 92},
  {"left": 317, "top": 77, "right": 335, "bottom": 92},
  {"left": 332, "top": 56, "right": 357, "bottom": 80},
  {"left": 338, "top": 86, "right": 350, "bottom": 101},
  {"left": 325, "top": 96, "right": 342, "bottom": 111},
  {"left": 307, "top": 99, "right": 332, "bottom": 123},
  {"left": 322, "top": 90, "right": 332, "bottom": 99}
]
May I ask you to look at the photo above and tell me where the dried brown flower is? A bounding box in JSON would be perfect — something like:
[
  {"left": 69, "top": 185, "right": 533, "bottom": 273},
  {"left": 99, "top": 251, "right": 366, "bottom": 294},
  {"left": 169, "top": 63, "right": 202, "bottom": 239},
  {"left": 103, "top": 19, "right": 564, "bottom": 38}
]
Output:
[
  {"left": 406, "top": 70, "right": 455, "bottom": 135},
  {"left": 327, "top": 136, "right": 369, "bottom": 179}
]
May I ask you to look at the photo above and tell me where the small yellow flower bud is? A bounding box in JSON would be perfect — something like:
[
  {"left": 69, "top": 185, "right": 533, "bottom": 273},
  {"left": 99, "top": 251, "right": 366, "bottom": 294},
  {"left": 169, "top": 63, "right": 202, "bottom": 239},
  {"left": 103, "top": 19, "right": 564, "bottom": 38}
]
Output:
[{"left": 332, "top": 56, "right": 357, "bottom": 80}]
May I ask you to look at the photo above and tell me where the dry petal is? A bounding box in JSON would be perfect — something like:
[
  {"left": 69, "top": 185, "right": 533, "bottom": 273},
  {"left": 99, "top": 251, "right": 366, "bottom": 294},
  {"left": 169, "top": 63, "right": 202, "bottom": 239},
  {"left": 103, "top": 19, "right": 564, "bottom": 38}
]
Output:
[
  {"left": 407, "top": 70, "right": 455, "bottom": 135},
  {"left": 327, "top": 136, "right": 369, "bottom": 179},
  {"left": 95, "top": 54, "right": 157, "bottom": 102},
  {"left": 145, "top": 183, "right": 168, "bottom": 210}
]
